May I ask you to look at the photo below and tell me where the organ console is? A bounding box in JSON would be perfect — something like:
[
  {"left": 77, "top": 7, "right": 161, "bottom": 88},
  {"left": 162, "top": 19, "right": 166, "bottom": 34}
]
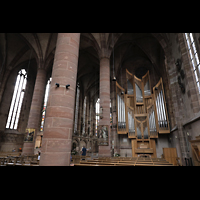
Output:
[{"left": 116, "top": 69, "right": 170, "bottom": 157}]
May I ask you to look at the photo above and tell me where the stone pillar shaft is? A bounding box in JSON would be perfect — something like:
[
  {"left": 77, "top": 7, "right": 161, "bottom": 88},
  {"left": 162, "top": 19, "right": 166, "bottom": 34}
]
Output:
[
  {"left": 39, "top": 33, "right": 80, "bottom": 166},
  {"left": 22, "top": 68, "right": 47, "bottom": 155},
  {"left": 99, "top": 57, "right": 110, "bottom": 126},
  {"left": 98, "top": 57, "right": 111, "bottom": 157}
]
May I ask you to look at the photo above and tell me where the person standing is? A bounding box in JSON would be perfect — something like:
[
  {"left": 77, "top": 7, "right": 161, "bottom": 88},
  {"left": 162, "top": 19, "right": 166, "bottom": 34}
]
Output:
[
  {"left": 81, "top": 146, "right": 87, "bottom": 156},
  {"left": 38, "top": 151, "right": 41, "bottom": 160}
]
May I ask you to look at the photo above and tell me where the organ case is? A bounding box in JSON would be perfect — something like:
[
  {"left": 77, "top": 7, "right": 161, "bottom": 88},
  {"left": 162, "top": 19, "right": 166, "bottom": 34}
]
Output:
[{"left": 116, "top": 69, "right": 170, "bottom": 157}]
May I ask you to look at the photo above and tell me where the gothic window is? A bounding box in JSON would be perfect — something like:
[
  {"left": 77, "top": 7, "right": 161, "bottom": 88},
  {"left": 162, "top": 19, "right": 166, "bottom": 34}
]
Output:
[
  {"left": 95, "top": 98, "right": 100, "bottom": 136},
  {"left": 73, "top": 84, "right": 80, "bottom": 134},
  {"left": 40, "top": 77, "right": 52, "bottom": 131},
  {"left": 6, "top": 69, "right": 27, "bottom": 129},
  {"left": 82, "top": 96, "right": 87, "bottom": 135},
  {"left": 185, "top": 33, "right": 200, "bottom": 94}
]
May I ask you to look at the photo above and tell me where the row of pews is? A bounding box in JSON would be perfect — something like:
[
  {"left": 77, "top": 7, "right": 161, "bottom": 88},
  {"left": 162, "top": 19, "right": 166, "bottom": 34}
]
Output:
[
  {"left": 0, "top": 153, "right": 39, "bottom": 166},
  {"left": 0, "top": 153, "right": 175, "bottom": 166},
  {"left": 72, "top": 156, "right": 175, "bottom": 166}
]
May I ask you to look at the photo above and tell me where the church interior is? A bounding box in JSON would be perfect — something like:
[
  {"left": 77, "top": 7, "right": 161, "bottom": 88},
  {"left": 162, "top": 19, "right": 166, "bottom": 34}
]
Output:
[{"left": 0, "top": 33, "right": 200, "bottom": 166}]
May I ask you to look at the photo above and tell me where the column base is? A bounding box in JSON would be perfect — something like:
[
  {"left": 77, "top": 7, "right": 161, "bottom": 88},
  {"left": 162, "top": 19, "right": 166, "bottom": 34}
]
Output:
[
  {"left": 22, "top": 142, "right": 34, "bottom": 155},
  {"left": 39, "top": 152, "right": 70, "bottom": 166},
  {"left": 39, "top": 138, "right": 71, "bottom": 166}
]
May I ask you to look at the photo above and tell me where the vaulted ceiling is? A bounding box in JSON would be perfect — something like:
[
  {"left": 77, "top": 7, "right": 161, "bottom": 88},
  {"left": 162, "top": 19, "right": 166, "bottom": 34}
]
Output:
[{"left": 0, "top": 33, "right": 170, "bottom": 100}]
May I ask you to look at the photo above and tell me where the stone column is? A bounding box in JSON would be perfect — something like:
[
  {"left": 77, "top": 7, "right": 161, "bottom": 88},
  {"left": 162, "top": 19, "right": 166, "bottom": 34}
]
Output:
[
  {"left": 98, "top": 57, "right": 111, "bottom": 157},
  {"left": 22, "top": 68, "right": 47, "bottom": 155},
  {"left": 39, "top": 33, "right": 80, "bottom": 166},
  {"left": 110, "top": 79, "right": 119, "bottom": 156}
]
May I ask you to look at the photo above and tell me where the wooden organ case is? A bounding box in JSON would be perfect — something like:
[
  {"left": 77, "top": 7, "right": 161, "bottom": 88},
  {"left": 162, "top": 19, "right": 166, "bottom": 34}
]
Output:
[{"left": 116, "top": 69, "right": 170, "bottom": 157}]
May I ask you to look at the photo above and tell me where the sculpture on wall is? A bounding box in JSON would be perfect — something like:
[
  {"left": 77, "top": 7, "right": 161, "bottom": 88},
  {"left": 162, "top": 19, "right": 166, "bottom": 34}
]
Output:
[{"left": 97, "top": 125, "right": 108, "bottom": 145}]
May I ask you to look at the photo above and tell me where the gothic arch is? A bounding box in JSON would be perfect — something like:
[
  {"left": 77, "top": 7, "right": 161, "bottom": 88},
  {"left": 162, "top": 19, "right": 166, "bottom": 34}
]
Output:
[{"left": 72, "top": 139, "right": 79, "bottom": 150}]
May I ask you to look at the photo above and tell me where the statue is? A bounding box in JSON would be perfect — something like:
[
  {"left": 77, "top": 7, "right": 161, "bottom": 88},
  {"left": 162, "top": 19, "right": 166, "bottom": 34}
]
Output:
[{"left": 97, "top": 125, "right": 109, "bottom": 146}]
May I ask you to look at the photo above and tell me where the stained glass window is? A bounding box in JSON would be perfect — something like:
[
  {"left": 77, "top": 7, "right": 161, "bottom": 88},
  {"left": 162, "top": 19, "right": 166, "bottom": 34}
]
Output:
[
  {"left": 73, "top": 83, "right": 80, "bottom": 134},
  {"left": 95, "top": 98, "right": 100, "bottom": 136},
  {"left": 40, "top": 77, "right": 51, "bottom": 131}
]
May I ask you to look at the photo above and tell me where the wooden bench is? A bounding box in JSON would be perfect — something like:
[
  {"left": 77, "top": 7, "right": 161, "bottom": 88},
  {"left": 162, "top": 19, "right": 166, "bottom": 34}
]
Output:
[
  {"left": 72, "top": 156, "right": 174, "bottom": 166},
  {"left": 80, "top": 159, "right": 172, "bottom": 166},
  {"left": 71, "top": 155, "right": 91, "bottom": 163},
  {"left": 76, "top": 161, "right": 173, "bottom": 166},
  {"left": 0, "top": 152, "right": 21, "bottom": 157},
  {"left": 2, "top": 155, "right": 39, "bottom": 166},
  {"left": 79, "top": 161, "right": 136, "bottom": 166}
]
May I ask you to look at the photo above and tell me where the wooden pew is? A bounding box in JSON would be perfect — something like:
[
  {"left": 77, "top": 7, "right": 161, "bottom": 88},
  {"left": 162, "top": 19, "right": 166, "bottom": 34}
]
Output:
[
  {"left": 79, "top": 161, "right": 136, "bottom": 166},
  {"left": 71, "top": 155, "right": 90, "bottom": 163},
  {"left": 73, "top": 156, "right": 174, "bottom": 166},
  {"left": 4, "top": 155, "right": 39, "bottom": 166}
]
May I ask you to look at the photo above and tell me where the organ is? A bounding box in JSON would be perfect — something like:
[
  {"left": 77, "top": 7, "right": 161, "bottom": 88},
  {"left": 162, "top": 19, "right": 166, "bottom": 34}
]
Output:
[{"left": 116, "top": 69, "right": 170, "bottom": 157}]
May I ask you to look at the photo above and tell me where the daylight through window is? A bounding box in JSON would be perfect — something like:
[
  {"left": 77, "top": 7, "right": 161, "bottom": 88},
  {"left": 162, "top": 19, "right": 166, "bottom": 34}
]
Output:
[
  {"left": 185, "top": 33, "right": 200, "bottom": 94},
  {"left": 95, "top": 98, "right": 100, "bottom": 136},
  {"left": 40, "top": 77, "right": 52, "bottom": 131},
  {"left": 73, "top": 84, "right": 80, "bottom": 134},
  {"left": 6, "top": 69, "right": 27, "bottom": 129}
]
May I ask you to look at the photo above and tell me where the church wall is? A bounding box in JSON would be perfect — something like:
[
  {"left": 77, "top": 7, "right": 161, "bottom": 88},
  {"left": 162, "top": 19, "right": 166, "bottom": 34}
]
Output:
[
  {"left": 119, "top": 134, "right": 132, "bottom": 157},
  {"left": 0, "top": 68, "right": 18, "bottom": 131},
  {"left": 0, "top": 131, "right": 24, "bottom": 152},
  {"left": 183, "top": 119, "right": 200, "bottom": 160},
  {"left": 164, "top": 33, "right": 188, "bottom": 161},
  {"left": 164, "top": 33, "right": 200, "bottom": 163},
  {"left": 185, "top": 120, "right": 200, "bottom": 140},
  {"left": 167, "top": 130, "right": 182, "bottom": 163},
  {"left": 0, "top": 62, "right": 36, "bottom": 152},
  {"left": 155, "top": 135, "right": 170, "bottom": 158}
]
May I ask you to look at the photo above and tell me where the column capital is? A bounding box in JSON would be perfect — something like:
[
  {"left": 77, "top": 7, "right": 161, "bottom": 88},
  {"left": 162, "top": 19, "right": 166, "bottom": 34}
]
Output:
[{"left": 99, "top": 52, "right": 110, "bottom": 60}]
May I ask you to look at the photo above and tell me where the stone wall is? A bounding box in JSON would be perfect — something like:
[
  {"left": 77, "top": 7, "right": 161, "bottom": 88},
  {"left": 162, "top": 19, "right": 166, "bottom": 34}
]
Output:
[{"left": 0, "top": 130, "right": 24, "bottom": 152}]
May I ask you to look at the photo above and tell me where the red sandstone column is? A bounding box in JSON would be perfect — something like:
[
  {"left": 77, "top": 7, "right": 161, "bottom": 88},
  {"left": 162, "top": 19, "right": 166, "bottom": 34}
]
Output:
[
  {"left": 98, "top": 57, "right": 111, "bottom": 157},
  {"left": 22, "top": 68, "right": 47, "bottom": 155},
  {"left": 39, "top": 33, "right": 80, "bottom": 166}
]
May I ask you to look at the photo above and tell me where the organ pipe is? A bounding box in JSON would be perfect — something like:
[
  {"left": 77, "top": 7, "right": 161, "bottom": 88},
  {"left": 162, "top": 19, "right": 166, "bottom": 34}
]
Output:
[{"left": 116, "top": 70, "right": 170, "bottom": 137}]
